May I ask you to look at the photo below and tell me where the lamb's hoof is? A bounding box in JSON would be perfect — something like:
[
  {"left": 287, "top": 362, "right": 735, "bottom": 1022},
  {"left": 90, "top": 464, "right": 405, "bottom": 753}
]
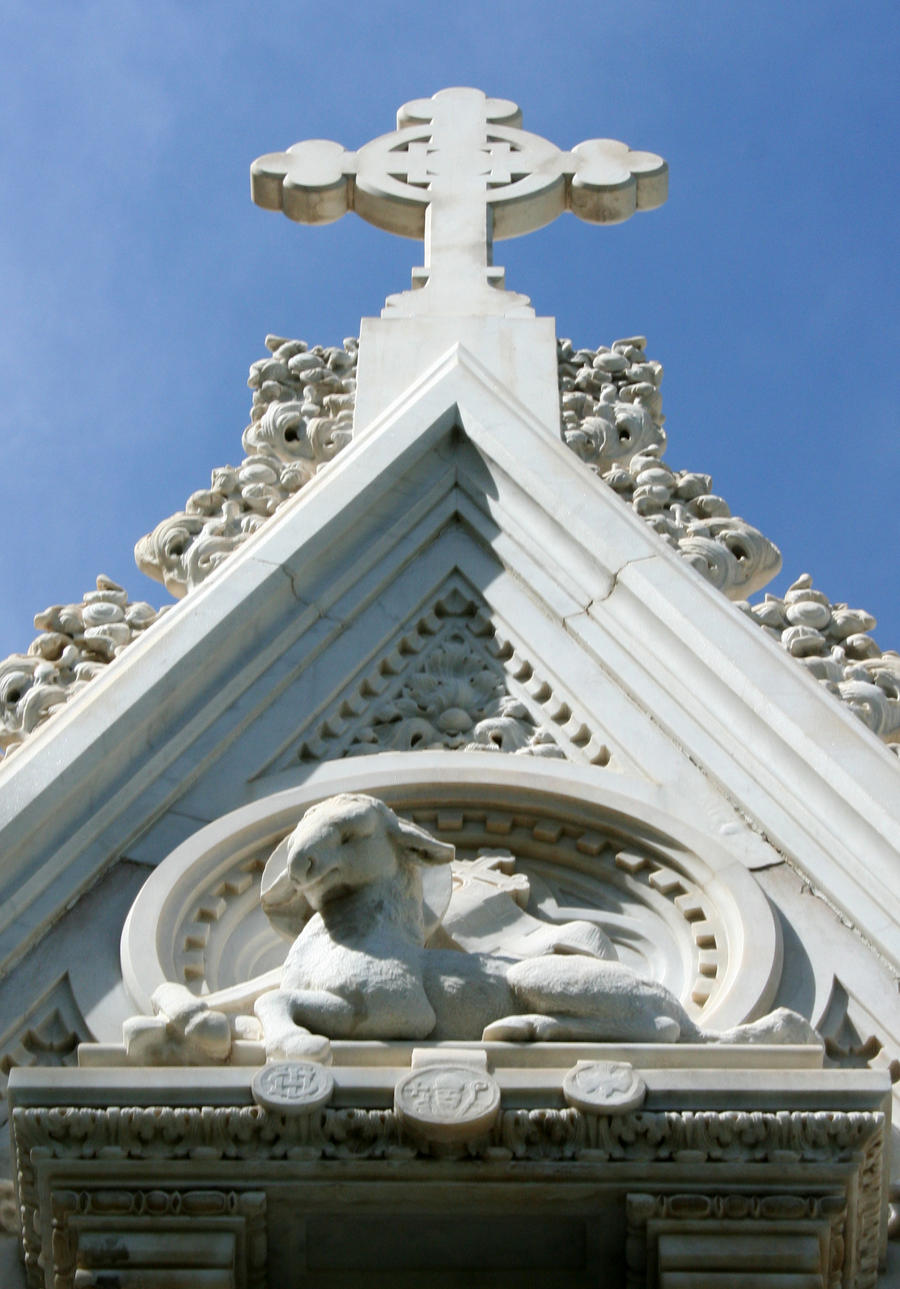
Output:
[
  {"left": 482, "top": 1013, "right": 544, "bottom": 1042},
  {"left": 718, "top": 1007, "right": 823, "bottom": 1048},
  {"left": 651, "top": 1015, "right": 682, "bottom": 1043},
  {"left": 266, "top": 1031, "right": 333, "bottom": 1064}
]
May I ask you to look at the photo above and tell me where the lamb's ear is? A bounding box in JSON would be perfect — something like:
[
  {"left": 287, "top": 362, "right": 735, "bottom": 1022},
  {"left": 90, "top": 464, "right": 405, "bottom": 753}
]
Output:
[
  {"left": 393, "top": 815, "right": 455, "bottom": 866},
  {"left": 260, "top": 835, "right": 313, "bottom": 940}
]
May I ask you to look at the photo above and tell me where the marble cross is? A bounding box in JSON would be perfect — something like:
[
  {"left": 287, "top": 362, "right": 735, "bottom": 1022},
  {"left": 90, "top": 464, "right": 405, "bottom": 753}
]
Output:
[{"left": 251, "top": 88, "right": 667, "bottom": 317}]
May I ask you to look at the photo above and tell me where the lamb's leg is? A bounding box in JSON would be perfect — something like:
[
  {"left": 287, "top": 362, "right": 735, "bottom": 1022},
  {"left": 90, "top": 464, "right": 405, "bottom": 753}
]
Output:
[
  {"left": 483, "top": 1011, "right": 681, "bottom": 1042},
  {"left": 254, "top": 987, "right": 356, "bottom": 1062},
  {"left": 503, "top": 955, "right": 699, "bottom": 1043}
]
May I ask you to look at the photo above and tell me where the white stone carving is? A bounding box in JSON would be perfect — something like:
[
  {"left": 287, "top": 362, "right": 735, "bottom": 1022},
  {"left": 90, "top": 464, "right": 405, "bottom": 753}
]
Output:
[
  {"left": 291, "top": 584, "right": 608, "bottom": 766},
  {"left": 738, "top": 572, "right": 900, "bottom": 746},
  {"left": 13, "top": 1099, "right": 883, "bottom": 1169},
  {"left": 251, "top": 1060, "right": 334, "bottom": 1114},
  {"left": 562, "top": 1059, "right": 647, "bottom": 1113},
  {"left": 38, "top": 1186, "right": 267, "bottom": 1289},
  {"left": 0, "top": 1180, "right": 18, "bottom": 1239},
  {"left": 0, "top": 974, "right": 90, "bottom": 1123},
  {"left": 626, "top": 1191, "right": 852, "bottom": 1287},
  {"left": 131, "top": 331, "right": 782, "bottom": 611},
  {"left": 118, "top": 760, "right": 793, "bottom": 1040},
  {"left": 252, "top": 89, "right": 667, "bottom": 318},
  {"left": 441, "top": 848, "right": 616, "bottom": 961},
  {"left": 245, "top": 794, "right": 819, "bottom": 1056},
  {"left": 122, "top": 788, "right": 815, "bottom": 1064},
  {"left": 558, "top": 335, "right": 782, "bottom": 600},
  {"left": 11, "top": 1088, "right": 885, "bottom": 1287},
  {"left": 3, "top": 335, "right": 892, "bottom": 767},
  {"left": 394, "top": 1064, "right": 501, "bottom": 1143},
  {"left": 133, "top": 336, "right": 357, "bottom": 598},
  {"left": 0, "top": 576, "right": 161, "bottom": 757},
  {"left": 122, "top": 980, "right": 237, "bottom": 1067}
]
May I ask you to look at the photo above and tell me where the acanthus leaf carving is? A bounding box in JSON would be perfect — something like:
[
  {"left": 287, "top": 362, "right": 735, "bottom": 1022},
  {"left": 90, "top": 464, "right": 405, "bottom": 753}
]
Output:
[{"left": 12, "top": 1102, "right": 883, "bottom": 1167}]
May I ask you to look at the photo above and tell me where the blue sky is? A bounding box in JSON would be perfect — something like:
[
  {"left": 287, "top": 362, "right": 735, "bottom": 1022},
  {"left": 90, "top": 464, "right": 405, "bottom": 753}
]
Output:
[{"left": 1, "top": 2, "right": 897, "bottom": 662}]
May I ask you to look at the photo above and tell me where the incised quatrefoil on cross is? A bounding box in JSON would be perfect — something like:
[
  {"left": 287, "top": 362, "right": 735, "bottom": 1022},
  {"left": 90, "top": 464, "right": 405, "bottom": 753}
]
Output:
[{"left": 251, "top": 87, "right": 667, "bottom": 317}]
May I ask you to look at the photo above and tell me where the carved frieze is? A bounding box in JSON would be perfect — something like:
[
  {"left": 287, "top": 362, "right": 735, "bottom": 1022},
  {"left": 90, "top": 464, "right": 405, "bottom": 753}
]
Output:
[
  {"left": 12, "top": 1100, "right": 883, "bottom": 1168},
  {"left": 10, "top": 1094, "right": 885, "bottom": 1287},
  {"left": 11, "top": 1095, "right": 886, "bottom": 1287}
]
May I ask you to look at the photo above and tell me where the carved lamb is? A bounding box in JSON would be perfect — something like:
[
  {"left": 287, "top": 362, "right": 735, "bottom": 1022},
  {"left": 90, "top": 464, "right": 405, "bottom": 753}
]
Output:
[{"left": 252, "top": 793, "right": 818, "bottom": 1060}]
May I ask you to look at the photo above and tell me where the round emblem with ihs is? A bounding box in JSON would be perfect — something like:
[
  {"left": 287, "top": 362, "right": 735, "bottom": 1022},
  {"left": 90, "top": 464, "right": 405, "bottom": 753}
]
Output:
[
  {"left": 251, "top": 1061, "right": 335, "bottom": 1115},
  {"left": 394, "top": 1064, "right": 501, "bottom": 1143}
]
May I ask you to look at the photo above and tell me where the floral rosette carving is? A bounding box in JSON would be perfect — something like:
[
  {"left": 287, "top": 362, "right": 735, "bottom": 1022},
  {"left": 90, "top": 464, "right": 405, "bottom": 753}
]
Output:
[{"left": 348, "top": 631, "right": 562, "bottom": 757}]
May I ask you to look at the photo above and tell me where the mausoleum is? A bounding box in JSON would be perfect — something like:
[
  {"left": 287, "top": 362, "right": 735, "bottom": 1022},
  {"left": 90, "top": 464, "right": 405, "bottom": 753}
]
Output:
[{"left": 0, "top": 89, "right": 898, "bottom": 1287}]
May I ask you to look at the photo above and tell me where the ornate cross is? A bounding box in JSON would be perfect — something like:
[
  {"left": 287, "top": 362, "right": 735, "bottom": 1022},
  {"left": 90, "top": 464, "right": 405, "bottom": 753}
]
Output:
[{"left": 251, "top": 88, "right": 667, "bottom": 317}]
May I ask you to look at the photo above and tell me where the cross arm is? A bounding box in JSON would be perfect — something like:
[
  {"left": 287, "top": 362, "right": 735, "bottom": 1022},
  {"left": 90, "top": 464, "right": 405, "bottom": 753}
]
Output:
[
  {"left": 561, "top": 139, "right": 668, "bottom": 225},
  {"left": 250, "top": 139, "right": 358, "bottom": 225}
]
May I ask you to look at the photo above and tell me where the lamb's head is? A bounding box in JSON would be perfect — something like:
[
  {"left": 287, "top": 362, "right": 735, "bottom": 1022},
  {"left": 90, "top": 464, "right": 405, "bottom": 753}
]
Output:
[{"left": 270, "top": 793, "right": 455, "bottom": 914}]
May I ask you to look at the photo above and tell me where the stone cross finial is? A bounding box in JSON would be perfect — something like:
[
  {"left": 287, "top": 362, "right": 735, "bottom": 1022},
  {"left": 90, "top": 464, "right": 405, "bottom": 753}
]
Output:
[{"left": 251, "top": 88, "right": 667, "bottom": 318}]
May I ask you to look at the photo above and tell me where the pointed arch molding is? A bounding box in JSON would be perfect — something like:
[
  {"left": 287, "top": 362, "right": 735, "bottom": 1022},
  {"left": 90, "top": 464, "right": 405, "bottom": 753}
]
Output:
[{"left": 120, "top": 754, "right": 782, "bottom": 1033}]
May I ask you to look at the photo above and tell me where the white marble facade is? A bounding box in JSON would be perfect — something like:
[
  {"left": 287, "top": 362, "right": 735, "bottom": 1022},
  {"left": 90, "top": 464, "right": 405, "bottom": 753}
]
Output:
[{"left": 1, "top": 90, "right": 899, "bottom": 1287}]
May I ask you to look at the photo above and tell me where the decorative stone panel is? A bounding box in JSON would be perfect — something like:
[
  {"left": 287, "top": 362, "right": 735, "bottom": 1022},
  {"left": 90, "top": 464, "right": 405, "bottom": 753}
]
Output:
[
  {"left": 626, "top": 1191, "right": 848, "bottom": 1289},
  {"left": 283, "top": 581, "right": 610, "bottom": 768},
  {"left": 11, "top": 1093, "right": 885, "bottom": 1289},
  {"left": 46, "top": 1187, "right": 266, "bottom": 1289}
]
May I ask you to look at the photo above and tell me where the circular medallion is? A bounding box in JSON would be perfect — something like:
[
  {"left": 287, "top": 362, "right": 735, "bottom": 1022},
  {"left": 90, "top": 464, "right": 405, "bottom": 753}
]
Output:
[
  {"left": 394, "top": 1064, "right": 501, "bottom": 1142},
  {"left": 562, "top": 1060, "right": 646, "bottom": 1113},
  {"left": 251, "top": 1061, "right": 334, "bottom": 1115},
  {"left": 122, "top": 754, "right": 782, "bottom": 1032}
]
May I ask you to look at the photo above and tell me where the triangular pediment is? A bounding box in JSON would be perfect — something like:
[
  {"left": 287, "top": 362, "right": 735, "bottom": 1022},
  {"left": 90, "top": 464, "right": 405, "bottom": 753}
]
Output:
[{"left": 0, "top": 343, "right": 898, "bottom": 978}]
